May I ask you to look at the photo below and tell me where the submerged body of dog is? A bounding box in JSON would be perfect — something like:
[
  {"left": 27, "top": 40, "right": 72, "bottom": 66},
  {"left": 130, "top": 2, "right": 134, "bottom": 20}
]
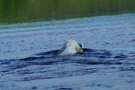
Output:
[{"left": 58, "top": 40, "right": 83, "bottom": 56}]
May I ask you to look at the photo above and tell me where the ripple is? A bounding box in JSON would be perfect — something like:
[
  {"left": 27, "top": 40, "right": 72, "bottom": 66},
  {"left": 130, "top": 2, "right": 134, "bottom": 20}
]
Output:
[{"left": 0, "top": 48, "right": 135, "bottom": 82}]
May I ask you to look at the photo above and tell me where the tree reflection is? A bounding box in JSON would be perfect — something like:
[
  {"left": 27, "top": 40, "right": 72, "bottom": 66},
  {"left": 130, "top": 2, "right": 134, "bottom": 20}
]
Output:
[{"left": 0, "top": 0, "right": 135, "bottom": 23}]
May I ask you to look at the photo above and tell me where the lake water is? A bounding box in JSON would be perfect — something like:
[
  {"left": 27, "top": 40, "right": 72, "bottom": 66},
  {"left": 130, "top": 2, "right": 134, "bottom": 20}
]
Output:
[{"left": 0, "top": 0, "right": 135, "bottom": 90}]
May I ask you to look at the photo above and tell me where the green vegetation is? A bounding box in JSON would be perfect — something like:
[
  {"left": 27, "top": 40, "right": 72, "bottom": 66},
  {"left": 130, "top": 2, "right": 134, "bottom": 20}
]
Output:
[
  {"left": 0, "top": 0, "right": 31, "bottom": 23},
  {"left": 0, "top": 0, "right": 135, "bottom": 23}
]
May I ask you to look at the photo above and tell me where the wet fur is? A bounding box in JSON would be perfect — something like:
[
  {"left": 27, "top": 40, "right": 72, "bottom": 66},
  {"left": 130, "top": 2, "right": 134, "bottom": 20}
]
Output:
[{"left": 58, "top": 40, "right": 83, "bottom": 55}]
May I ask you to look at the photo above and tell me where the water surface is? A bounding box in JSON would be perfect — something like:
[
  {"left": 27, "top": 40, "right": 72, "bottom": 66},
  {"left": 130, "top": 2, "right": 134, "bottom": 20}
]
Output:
[
  {"left": 0, "top": 0, "right": 135, "bottom": 90},
  {"left": 0, "top": 48, "right": 135, "bottom": 90}
]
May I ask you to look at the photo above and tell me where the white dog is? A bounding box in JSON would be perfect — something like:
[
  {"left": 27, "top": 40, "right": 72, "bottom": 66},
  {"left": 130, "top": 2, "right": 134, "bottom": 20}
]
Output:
[{"left": 58, "top": 39, "right": 83, "bottom": 56}]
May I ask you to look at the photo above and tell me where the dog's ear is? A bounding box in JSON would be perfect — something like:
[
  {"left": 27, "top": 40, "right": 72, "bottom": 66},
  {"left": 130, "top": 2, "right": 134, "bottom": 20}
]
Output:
[
  {"left": 75, "top": 46, "right": 83, "bottom": 52},
  {"left": 78, "top": 48, "right": 83, "bottom": 52},
  {"left": 58, "top": 44, "right": 66, "bottom": 53}
]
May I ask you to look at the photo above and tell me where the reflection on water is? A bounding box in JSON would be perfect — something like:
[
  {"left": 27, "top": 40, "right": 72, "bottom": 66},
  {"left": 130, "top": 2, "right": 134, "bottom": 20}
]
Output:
[{"left": 0, "top": 0, "right": 135, "bottom": 23}]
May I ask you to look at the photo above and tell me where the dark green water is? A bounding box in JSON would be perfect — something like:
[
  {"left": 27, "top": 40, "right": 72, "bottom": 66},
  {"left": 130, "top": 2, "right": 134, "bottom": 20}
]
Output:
[{"left": 0, "top": 0, "right": 135, "bottom": 23}]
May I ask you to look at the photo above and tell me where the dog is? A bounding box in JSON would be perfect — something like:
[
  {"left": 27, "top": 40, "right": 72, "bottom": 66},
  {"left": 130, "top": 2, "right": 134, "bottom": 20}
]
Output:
[{"left": 58, "top": 39, "right": 83, "bottom": 56}]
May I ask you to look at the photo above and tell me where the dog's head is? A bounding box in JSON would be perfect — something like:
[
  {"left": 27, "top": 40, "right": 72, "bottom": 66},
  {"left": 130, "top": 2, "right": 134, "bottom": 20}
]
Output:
[
  {"left": 58, "top": 39, "right": 83, "bottom": 53},
  {"left": 66, "top": 39, "right": 83, "bottom": 52}
]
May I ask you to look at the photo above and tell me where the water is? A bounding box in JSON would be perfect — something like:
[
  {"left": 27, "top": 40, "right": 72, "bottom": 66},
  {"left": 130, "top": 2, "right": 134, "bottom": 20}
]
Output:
[
  {"left": 0, "top": 48, "right": 135, "bottom": 90},
  {"left": 0, "top": 13, "right": 135, "bottom": 90},
  {"left": 0, "top": 0, "right": 135, "bottom": 90}
]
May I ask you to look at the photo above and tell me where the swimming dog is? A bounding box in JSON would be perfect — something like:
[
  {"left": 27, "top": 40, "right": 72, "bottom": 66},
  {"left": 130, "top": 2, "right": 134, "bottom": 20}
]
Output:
[{"left": 58, "top": 39, "right": 83, "bottom": 55}]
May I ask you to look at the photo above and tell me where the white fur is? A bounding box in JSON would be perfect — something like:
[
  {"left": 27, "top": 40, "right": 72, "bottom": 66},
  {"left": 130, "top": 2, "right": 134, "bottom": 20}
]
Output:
[{"left": 58, "top": 39, "right": 83, "bottom": 56}]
